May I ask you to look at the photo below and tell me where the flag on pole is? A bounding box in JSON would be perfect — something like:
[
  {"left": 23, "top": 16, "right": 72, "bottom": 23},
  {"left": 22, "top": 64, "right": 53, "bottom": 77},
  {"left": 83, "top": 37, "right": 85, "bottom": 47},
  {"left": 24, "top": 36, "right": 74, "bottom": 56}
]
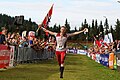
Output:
[
  {"left": 104, "top": 33, "right": 113, "bottom": 44},
  {"left": 42, "top": 4, "right": 54, "bottom": 36}
]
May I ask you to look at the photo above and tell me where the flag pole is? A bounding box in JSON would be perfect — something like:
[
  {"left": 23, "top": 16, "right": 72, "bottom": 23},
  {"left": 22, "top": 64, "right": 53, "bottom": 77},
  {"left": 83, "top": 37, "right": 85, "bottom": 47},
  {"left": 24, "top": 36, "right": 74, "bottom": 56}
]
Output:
[{"left": 36, "top": 26, "right": 40, "bottom": 32}]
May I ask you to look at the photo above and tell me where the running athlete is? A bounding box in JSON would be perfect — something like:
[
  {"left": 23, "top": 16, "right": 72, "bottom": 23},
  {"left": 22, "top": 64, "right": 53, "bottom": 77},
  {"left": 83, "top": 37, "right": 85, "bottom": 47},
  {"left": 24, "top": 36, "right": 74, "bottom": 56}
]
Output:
[{"left": 39, "top": 25, "right": 88, "bottom": 78}]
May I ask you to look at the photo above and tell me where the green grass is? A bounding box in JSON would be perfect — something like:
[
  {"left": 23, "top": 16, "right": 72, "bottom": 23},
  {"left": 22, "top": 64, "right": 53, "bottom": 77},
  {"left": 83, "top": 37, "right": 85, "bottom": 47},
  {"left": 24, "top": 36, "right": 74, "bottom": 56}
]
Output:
[{"left": 0, "top": 54, "right": 120, "bottom": 80}]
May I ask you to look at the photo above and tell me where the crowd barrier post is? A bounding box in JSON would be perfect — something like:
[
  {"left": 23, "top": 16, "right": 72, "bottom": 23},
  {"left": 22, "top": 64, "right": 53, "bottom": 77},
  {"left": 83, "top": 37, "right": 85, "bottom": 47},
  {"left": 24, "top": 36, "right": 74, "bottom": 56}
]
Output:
[
  {"left": 114, "top": 55, "right": 117, "bottom": 70},
  {"left": 109, "top": 53, "right": 114, "bottom": 69},
  {"left": 116, "top": 53, "right": 120, "bottom": 72}
]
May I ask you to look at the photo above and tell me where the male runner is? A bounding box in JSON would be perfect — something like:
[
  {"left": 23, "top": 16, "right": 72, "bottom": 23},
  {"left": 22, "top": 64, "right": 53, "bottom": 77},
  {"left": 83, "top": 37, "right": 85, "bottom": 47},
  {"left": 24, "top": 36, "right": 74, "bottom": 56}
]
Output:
[{"left": 39, "top": 25, "right": 88, "bottom": 78}]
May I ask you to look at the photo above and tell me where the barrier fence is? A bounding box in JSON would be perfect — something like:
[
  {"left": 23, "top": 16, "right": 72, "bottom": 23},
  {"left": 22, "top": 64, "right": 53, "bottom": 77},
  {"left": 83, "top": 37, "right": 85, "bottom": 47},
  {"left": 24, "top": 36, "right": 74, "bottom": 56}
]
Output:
[
  {"left": 0, "top": 45, "right": 55, "bottom": 69},
  {"left": 87, "top": 52, "right": 120, "bottom": 72},
  {"left": 16, "top": 47, "right": 55, "bottom": 63},
  {"left": 1, "top": 44, "right": 120, "bottom": 72},
  {"left": 66, "top": 48, "right": 120, "bottom": 72}
]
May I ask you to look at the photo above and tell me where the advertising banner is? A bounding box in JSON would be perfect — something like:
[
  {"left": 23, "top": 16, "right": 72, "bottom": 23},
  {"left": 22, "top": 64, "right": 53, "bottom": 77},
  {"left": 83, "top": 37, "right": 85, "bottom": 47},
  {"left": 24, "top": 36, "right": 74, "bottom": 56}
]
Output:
[{"left": 0, "top": 45, "right": 15, "bottom": 68}]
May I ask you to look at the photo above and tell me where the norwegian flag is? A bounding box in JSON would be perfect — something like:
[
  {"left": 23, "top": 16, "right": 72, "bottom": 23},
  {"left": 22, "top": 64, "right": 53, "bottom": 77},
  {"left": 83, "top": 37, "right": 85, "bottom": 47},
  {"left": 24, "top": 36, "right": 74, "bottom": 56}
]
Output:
[{"left": 42, "top": 4, "right": 53, "bottom": 36}]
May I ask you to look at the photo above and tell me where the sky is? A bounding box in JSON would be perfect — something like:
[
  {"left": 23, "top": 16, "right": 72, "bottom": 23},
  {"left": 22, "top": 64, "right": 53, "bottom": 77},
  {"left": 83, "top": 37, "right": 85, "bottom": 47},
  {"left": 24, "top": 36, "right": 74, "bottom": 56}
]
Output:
[{"left": 0, "top": 0, "right": 120, "bottom": 30}]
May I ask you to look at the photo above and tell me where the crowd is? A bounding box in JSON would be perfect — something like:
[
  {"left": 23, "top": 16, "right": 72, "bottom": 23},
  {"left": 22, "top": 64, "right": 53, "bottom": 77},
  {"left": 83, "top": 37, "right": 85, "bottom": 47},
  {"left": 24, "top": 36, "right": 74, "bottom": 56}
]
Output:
[
  {"left": 1, "top": 26, "right": 120, "bottom": 56},
  {"left": 0, "top": 27, "right": 56, "bottom": 52},
  {"left": 87, "top": 35, "right": 120, "bottom": 61}
]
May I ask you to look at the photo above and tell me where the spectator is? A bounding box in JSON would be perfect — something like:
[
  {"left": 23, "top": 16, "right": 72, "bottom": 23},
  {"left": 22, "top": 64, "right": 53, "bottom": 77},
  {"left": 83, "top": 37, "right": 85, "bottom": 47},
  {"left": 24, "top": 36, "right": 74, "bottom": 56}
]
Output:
[
  {"left": 113, "top": 40, "right": 118, "bottom": 52},
  {"left": 117, "top": 40, "right": 120, "bottom": 52},
  {"left": 0, "top": 27, "right": 7, "bottom": 44},
  {"left": 18, "top": 37, "right": 28, "bottom": 47},
  {"left": 28, "top": 37, "right": 33, "bottom": 47}
]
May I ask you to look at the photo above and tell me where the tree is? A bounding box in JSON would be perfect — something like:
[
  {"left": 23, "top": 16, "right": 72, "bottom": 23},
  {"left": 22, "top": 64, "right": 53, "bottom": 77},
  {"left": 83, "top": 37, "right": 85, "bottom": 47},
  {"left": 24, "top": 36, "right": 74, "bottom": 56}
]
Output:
[
  {"left": 83, "top": 19, "right": 88, "bottom": 28},
  {"left": 65, "top": 19, "right": 70, "bottom": 32},
  {"left": 53, "top": 23, "right": 57, "bottom": 32},
  {"left": 115, "top": 19, "right": 120, "bottom": 40},
  {"left": 104, "top": 18, "right": 109, "bottom": 34},
  {"left": 109, "top": 25, "right": 115, "bottom": 40},
  {"left": 95, "top": 19, "right": 99, "bottom": 35},
  {"left": 91, "top": 19, "right": 95, "bottom": 38},
  {"left": 109, "top": 25, "right": 113, "bottom": 33},
  {"left": 58, "top": 24, "right": 61, "bottom": 32},
  {"left": 0, "top": 13, "right": 38, "bottom": 34},
  {"left": 74, "top": 26, "right": 77, "bottom": 32},
  {"left": 73, "top": 26, "right": 79, "bottom": 40},
  {"left": 88, "top": 25, "right": 92, "bottom": 41},
  {"left": 79, "top": 19, "right": 89, "bottom": 41},
  {"left": 98, "top": 21, "right": 104, "bottom": 38}
]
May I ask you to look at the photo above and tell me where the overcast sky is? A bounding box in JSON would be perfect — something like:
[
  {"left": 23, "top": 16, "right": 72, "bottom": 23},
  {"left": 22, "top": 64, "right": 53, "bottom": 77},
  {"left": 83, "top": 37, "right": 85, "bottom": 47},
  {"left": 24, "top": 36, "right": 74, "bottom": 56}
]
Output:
[{"left": 0, "top": 0, "right": 120, "bottom": 30}]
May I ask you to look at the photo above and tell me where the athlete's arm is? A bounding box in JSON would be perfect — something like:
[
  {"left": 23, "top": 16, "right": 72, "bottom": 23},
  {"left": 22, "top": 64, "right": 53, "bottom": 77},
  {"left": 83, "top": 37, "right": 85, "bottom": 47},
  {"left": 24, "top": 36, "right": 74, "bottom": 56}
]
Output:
[
  {"left": 68, "top": 28, "right": 88, "bottom": 37},
  {"left": 38, "top": 24, "right": 57, "bottom": 35}
]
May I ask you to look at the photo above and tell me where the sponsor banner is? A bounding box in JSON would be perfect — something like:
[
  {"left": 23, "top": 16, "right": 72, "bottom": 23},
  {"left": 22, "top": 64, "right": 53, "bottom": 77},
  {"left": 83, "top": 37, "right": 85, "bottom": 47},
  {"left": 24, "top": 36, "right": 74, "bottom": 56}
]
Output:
[
  {"left": 0, "top": 45, "right": 10, "bottom": 68},
  {"left": 77, "top": 50, "right": 87, "bottom": 55},
  {"left": 67, "top": 49, "right": 74, "bottom": 53},
  {"left": 109, "top": 53, "right": 114, "bottom": 69},
  {"left": 0, "top": 45, "right": 15, "bottom": 68},
  {"left": 67, "top": 49, "right": 87, "bottom": 55}
]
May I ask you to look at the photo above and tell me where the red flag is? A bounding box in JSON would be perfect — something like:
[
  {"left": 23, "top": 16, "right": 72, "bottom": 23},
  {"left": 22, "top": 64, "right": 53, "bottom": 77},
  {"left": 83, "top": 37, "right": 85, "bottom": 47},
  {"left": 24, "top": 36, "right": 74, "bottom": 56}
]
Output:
[
  {"left": 42, "top": 17, "right": 47, "bottom": 28},
  {"left": 48, "top": 5, "right": 53, "bottom": 17},
  {"left": 42, "top": 4, "right": 53, "bottom": 31}
]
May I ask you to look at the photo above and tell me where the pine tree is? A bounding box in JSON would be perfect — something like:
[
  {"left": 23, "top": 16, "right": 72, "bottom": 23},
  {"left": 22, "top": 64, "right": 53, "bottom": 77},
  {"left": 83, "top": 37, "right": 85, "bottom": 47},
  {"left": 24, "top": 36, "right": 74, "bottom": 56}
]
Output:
[
  {"left": 91, "top": 19, "right": 95, "bottom": 36},
  {"left": 115, "top": 19, "right": 120, "bottom": 40},
  {"left": 95, "top": 19, "right": 98, "bottom": 36},
  {"left": 74, "top": 26, "right": 77, "bottom": 32},
  {"left": 53, "top": 23, "right": 57, "bottom": 32},
  {"left": 65, "top": 19, "right": 70, "bottom": 32},
  {"left": 104, "top": 18, "right": 109, "bottom": 34},
  {"left": 73, "top": 26, "right": 78, "bottom": 40},
  {"left": 99, "top": 21, "right": 104, "bottom": 38},
  {"left": 80, "top": 19, "right": 89, "bottom": 41}
]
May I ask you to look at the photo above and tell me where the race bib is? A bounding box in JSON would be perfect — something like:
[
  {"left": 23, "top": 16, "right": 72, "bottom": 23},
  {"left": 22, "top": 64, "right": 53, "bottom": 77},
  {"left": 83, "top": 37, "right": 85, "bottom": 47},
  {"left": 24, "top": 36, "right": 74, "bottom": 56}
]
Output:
[{"left": 57, "top": 44, "right": 64, "bottom": 50}]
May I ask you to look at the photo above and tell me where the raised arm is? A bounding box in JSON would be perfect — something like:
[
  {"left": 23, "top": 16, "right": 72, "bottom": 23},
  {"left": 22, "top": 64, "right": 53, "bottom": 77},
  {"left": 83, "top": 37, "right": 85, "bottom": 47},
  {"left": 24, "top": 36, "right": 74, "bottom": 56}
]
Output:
[
  {"left": 69, "top": 28, "right": 88, "bottom": 37},
  {"left": 38, "top": 24, "right": 57, "bottom": 35}
]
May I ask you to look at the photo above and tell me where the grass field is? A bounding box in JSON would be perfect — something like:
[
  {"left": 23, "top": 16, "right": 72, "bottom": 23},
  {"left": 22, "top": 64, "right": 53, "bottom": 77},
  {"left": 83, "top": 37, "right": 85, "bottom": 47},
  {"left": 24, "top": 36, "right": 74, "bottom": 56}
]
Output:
[{"left": 0, "top": 54, "right": 120, "bottom": 80}]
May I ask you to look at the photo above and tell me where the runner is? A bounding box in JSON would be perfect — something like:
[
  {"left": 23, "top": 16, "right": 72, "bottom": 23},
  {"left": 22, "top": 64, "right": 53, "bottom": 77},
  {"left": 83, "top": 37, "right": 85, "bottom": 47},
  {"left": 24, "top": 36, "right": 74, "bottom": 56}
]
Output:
[{"left": 39, "top": 25, "right": 88, "bottom": 78}]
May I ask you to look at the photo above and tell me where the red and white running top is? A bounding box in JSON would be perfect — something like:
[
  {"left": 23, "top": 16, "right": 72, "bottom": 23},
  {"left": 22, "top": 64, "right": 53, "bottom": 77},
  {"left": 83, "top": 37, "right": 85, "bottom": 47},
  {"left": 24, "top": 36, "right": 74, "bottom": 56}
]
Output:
[{"left": 54, "top": 33, "right": 70, "bottom": 51}]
